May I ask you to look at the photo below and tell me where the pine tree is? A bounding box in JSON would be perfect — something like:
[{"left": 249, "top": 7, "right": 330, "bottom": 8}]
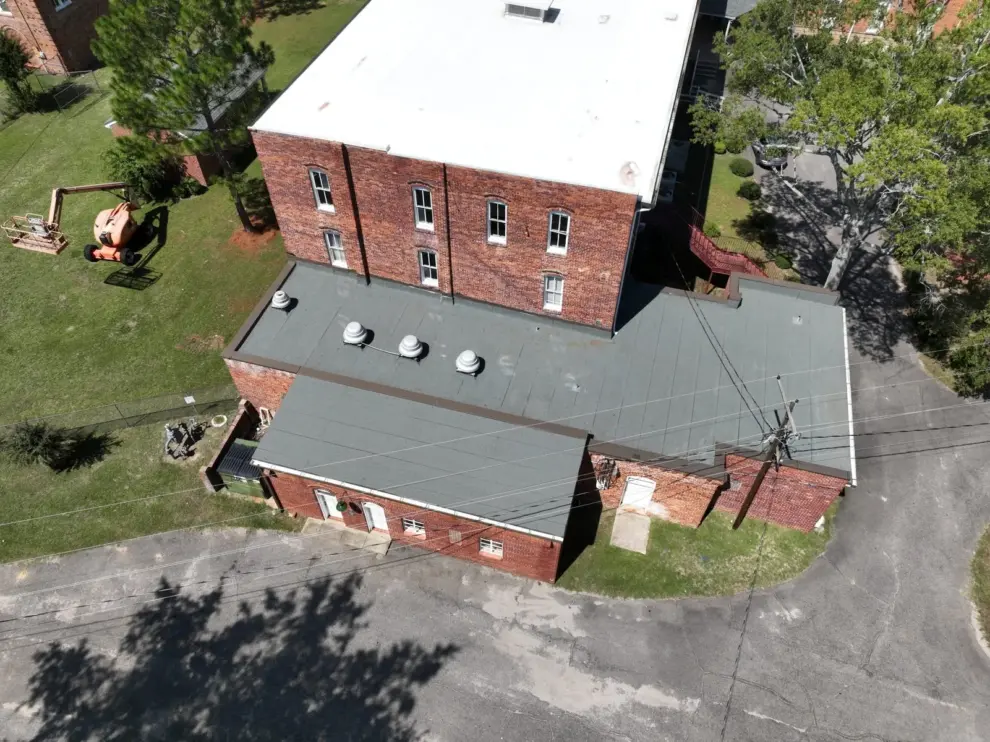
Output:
[{"left": 93, "top": 0, "right": 273, "bottom": 231}]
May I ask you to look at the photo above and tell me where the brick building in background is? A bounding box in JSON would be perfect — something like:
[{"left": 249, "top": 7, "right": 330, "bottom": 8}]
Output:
[
  {"left": 217, "top": 0, "right": 856, "bottom": 581},
  {"left": 0, "top": 0, "right": 104, "bottom": 74}
]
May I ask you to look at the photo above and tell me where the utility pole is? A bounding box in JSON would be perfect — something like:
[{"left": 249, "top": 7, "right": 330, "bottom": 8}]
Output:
[{"left": 732, "top": 376, "right": 800, "bottom": 530}]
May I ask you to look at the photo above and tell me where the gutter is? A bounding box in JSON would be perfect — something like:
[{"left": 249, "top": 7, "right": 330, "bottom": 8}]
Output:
[
  {"left": 842, "top": 307, "right": 858, "bottom": 486},
  {"left": 253, "top": 460, "right": 565, "bottom": 543}
]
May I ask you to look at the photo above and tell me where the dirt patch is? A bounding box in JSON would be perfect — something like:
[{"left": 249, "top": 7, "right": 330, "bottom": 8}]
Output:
[
  {"left": 176, "top": 334, "right": 226, "bottom": 353},
  {"left": 227, "top": 225, "right": 278, "bottom": 252}
]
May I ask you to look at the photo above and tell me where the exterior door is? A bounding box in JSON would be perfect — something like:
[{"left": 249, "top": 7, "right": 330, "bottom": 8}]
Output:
[
  {"left": 362, "top": 502, "right": 388, "bottom": 532},
  {"left": 315, "top": 488, "right": 342, "bottom": 519},
  {"left": 621, "top": 477, "right": 656, "bottom": 510}
]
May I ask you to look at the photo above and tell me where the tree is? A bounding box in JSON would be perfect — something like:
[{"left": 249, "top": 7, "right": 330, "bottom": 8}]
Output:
[
  {"left": 0, "top": 31, "right": 34, "bottom": 114},
  {"left": 690, "top": 0, "right": 990, "bottom": 290},
  {"left": 93, "top": 0, "right": 273, "bottom": 231},
  {"left": 0, "top": 421, "right": 72, "bottom": 468}
]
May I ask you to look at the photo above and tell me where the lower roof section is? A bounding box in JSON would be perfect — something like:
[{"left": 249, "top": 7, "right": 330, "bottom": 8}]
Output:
[
  {"left": 230, "top": 262, "right": 853, "bottom": 477},
  {"left": 251, "top": 375, "right": 586, "bottom": 540}
]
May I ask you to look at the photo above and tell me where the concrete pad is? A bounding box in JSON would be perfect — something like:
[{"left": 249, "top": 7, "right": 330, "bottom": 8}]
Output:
[
  {"left": 609, "top": 510, "right": 651, "bottom": 554},
  {"left": 301, "top": 518, "right": 391, "bottom": 556}
]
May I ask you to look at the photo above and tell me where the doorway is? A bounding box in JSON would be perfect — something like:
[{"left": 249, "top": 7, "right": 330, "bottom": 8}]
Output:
[
  {"left": 315, "top": 488, "right": 343, "bottom": 520},
  {"left": 362, "top": 502, "right": 388, "bottom": 532},
  {"left": 620, "top": 477, "right": 656, "bottom": 510}
]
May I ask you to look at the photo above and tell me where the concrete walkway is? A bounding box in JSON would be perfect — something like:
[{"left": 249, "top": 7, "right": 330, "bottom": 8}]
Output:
[
  {"left": 0, "top": 344, "right": 988, "bottom": 740},
  {"left": 610, "top": 509, "right": 651, "bottom": 553}
]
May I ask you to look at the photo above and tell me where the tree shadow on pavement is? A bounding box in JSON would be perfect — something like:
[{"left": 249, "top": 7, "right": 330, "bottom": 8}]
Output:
[
  {"left": 24, "top": 574, "right": 458, "bottom": 741},
  {"left": 758, "top": 175, "right": 910, "bottom": 361}
]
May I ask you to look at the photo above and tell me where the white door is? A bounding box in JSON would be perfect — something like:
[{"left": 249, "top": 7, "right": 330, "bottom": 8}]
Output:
[
  {"left": 362, "top": 502, "right": 388, "bottom": 532},
  {"left": 315, "top": 489, "right": 343, "bottom": 519},
  {"left": 621, "top": 477, "right": 656, "bottom": 510}
]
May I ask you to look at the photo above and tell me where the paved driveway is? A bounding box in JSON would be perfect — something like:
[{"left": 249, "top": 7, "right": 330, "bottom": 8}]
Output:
[{"left": 0, "top": 344, "right": 988, "bottom": 741}]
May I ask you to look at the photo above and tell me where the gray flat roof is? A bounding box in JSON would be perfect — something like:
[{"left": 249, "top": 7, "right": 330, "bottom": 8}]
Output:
[
  {"left": 252, "top": 375, "right": 586, "bottom": 539},
  {"left": 232, "top": 262, "right": 852, "bottom": 477}
]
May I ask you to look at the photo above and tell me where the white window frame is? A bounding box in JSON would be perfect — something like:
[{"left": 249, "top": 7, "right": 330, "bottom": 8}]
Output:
[
  {"left": 418, "top": 250, "right": 439, "bottom": 287},
  {"left": 547, "top": 211, "right": 570, "bottom": 255},
  {"left": 543, "top": 275, "right": 563, "bottom": 312},
  {"left": 412, "top": 186, "right": 434, "bottom": 231},
  {"left": 487, "top": 200, "right": 507, "bottom": 245},
  {"left": 402, "top": 518, "right": 426, "bottom": 536},
  {"left": 0, "top": 0, "right": 12, "bottom": 15},
  {"left": 314, "top": 488, "right": 343, "bottom": 520},
  {"left": 324, "top": 230, "right": 346, "bottom": 268},
  {"left": 479, "top": 538, "right": 504, "bottom": 557},
  {"left": 53, "top": 0, "right": 71, "bottom": 10},
  {"left": 309, "top": 168, "right": 335, "bottom": 213}
]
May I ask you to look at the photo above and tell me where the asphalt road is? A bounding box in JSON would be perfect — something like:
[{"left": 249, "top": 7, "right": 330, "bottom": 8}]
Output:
[{"left": 0, "top": 340, "right": 988, "bottom": 741}]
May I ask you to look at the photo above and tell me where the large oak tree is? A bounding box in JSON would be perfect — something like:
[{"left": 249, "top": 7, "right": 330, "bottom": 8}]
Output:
[{"left": 691, "top": 0, "right": 990, "bottom": 291}]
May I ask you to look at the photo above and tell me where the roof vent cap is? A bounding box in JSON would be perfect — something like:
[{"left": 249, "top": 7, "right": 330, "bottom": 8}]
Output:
[
  {"left": 456, "top": 350, "right": 482, "bottom": 375},
  {"left": 398, "top": 334, "right": 423, "bottom": 359},
  {"left": 342, "top": 321, "right": 368, "bottom": 345},
  {"left": 271, "top": 290, "right": 291, "bottom": 311}
]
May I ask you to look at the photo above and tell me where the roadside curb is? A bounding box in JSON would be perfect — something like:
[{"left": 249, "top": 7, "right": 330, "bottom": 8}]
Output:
[{"left": 971, "top": 601, "right": 990, "bottom": 662}]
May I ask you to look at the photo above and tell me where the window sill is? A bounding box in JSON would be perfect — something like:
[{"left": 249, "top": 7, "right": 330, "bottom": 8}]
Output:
[
  {"left": 404, "top": 530, "right": 427, "bottom": 540},
  {"left": 0, "top": 10, "right": 12, "bottom": 15},
  {"left": 547, "top": 247, "right": 567, "bottom": 256},
  {"left": 479, "top": 551, "right": 503, "bottom": 560},
  {"left": 421, "top": 280, "right": 439, "bottom": 289},
  {"left": 487, "top": 238, "right": 507, "bottom": 247},
  {"left": 317, "top": 205, "right": 336, "bottom": 214},
  {"left": 543, "top": 304, "right": 562, "bottom": 313},
  {"left": 330, "top": 261, "right": 348, "bottom": 269}
]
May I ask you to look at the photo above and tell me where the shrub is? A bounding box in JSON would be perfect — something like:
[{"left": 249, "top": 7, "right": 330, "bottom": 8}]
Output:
[
  {"left": 0, "top": 32, "right": 35, "bottom": 114},
  {"left": 714, "top": 141, "right": 727, "bottom": 154},
  {"left": 737, "top": 180, "right": 762, "bottom": 201},
  {"left": 948, "top": 335, "right": 990, "bottom": 397},
  {"left": 703, "top": 221, "right": 722, "bottom": 238},
  {"left": 725, "top": 135, "right": 747, "bottom": 154},
  {"left": 0, "top": 421, "right": 72, "bottom": 468},
  {"left": 773, "top": 253, "right": 793, "bottom": 270},
  {"left": 729, "top": 157, "right": 754, "bottom": 178},
  {"left": 103, "top": 135, "right": 185, "bottom": 203}
]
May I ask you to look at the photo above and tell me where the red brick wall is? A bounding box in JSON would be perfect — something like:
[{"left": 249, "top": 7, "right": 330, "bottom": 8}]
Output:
[
  {"left": 268, "top": 470, "right": 564, "bottom": 582},
  {"left": 225, "top": 359, "right": 295, "bottom": 413},
  {"left": 251, "top": 130, "right": 638, "bottom": 329},
  {"left": 0, "top": 0, "right": 62, "bottom": 73},
  {"left": 44, "top": 0, "right": 103, "bottom": 72},
  {"left": 592, "top": 454, "right": 722, "bottom": 528},
  {"left": 715, "top": 454, "right": 845, "bottom": 532}
]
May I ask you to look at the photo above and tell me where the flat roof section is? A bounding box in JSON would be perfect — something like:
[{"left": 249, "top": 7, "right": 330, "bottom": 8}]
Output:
[
  {"left": 252, "top": 0, "right": 700, "bottom": 201},
  {"left": 231, "top": 262, "right": 853, "bottom": 477},
  {"left": 252, "top": 375, "right": 587, "bottom": 540}
]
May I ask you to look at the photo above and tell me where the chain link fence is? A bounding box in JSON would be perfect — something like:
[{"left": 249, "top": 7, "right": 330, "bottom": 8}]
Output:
[{"left": 0, "top": 384, "right": 241, "bottom": 437}]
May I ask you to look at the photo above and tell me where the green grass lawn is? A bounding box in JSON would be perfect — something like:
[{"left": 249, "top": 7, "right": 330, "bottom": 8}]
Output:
[
  {"left": 972, "top": 526, "right": 990, "bottom": 645},
  {"left": 0, "top": 422, "right": 300, "bottom": 563},
  {"left": 557, "top": 508, "right": 833, "bottom": 599},
  {"left": 703, "top": 154, "right": 796, "bottom": 282},
  {"left": 0, "top": 2, "right": 364, "bottom": 424}
]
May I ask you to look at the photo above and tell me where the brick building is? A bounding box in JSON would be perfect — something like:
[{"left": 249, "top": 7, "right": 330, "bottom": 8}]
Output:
[
  {"left": 221, "top": 0, "right": 856, "bottom": 581},
  {"left": 0, "top": 0, "right": 104, "bottom": 74}
]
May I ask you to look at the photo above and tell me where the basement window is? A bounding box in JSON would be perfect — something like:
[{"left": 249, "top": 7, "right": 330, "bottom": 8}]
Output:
[
  {"left": 0, "top": 0, "right": 11, "bottom": 14},
  {"left": 418, "top": 249, "right": 439, "bottom": 287},
  {"left": 543, "top": 274, "right": 563, "bottom": 312},
  {"left": 53, "top": 0, "right": 71, "bottom": 10},
  {"left": 479, "top": 538, "right": 503, "bottom": 558},
  {"left": 505, "top": 3, "right": 546, "bottom": 20},
  {"left": 402, "top": 518, "right": 425, "bottom": 536}
]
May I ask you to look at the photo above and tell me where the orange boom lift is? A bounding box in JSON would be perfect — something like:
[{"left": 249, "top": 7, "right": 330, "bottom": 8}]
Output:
[{"left": 2, "top": 182, "right": 141, "bottom": 263}]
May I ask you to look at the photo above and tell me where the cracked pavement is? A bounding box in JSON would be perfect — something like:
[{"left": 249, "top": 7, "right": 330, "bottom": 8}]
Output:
[{"left": 0, "top": 339, "right": 988, "bottom": 740}]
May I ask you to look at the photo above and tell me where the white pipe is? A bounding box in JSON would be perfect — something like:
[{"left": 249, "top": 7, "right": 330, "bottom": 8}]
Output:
[{"left": 842, "top": 307, "right": 858, "bottom": 486}]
